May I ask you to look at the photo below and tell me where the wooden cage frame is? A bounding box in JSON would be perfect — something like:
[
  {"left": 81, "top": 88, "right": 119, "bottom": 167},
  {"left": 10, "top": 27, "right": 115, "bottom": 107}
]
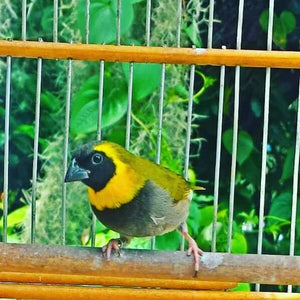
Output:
[{"left": 1, "top": 0, "right": 300, "bottom": 298}]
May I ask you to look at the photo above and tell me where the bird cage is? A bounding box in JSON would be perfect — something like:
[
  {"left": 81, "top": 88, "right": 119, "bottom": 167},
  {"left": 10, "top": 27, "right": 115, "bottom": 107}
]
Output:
[{"left": 0, "top": 0, "right": 300, "bottom": 299}]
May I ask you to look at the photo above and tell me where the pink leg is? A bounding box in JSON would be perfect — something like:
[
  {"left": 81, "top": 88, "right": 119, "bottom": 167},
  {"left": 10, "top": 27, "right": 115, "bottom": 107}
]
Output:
[
  {"left": 102, "top": 239, "right": 122, "bottom": 260},
  {"left": 180, "top": 231, "right": 203, "bottom": 277}
]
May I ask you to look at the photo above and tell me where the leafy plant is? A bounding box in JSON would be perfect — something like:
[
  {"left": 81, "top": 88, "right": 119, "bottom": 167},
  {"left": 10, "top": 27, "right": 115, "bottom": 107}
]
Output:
[
  {"left": 259, "top": 10, "right": 296, "bottom": 48},
  {"left": 222, "top": 129, "right": 255, "bottom": 165}
]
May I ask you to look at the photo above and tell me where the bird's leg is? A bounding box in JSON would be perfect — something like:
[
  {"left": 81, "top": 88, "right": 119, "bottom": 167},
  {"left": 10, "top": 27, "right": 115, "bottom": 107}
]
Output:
[
  {"left": 178, "top": 223, "right": 203, "bottom": 277},
  {"left": 102, "top": 236, "right": 130, "bottom": 260}
]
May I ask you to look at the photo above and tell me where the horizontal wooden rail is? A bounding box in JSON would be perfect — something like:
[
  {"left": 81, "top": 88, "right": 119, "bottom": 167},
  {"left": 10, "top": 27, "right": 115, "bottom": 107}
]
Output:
[
  {"left": 1, "top": 283, "right": 300, "bottom": 300},
  {"left": 1, "top": 243, "right": 300, "bottom": 285},
  {"left": 0, "top": 272, "right": 237, "bottom": 290},
  {"left": 0, "top": 40, "right": 300, "bottom": 68}
]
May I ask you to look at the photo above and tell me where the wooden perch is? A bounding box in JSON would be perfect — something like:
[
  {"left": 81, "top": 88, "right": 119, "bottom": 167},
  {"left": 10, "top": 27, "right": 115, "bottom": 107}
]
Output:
[
  {"left": 1, "top": 283, "right": 300, "bottom": 300},
  {"left": 0, "top": 40, "right": 300, "bottom": 68},
  {"left": 0, "top": 243, "right": 300, "bottom": 286}
]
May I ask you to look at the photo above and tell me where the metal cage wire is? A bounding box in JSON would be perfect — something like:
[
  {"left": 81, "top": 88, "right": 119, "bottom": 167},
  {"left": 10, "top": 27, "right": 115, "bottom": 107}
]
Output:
[{"left": 1, "top": 0, "right": 300, "bottom": 293}]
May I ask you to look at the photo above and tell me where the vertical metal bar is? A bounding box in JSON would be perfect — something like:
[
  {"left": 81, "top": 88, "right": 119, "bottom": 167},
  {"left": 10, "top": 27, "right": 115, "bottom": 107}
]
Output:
[
  {"left": 85, "top": 0, "right": 90, "bottom": 44},
  {"left": 287, "top": 77, "right": 300, "bottom": 293},
  {"left": 62, "top": 58, "right": 72, "bottom": 245},
  {"left": 145, "top": 0, "right": 151, "bottom": 46},
  {"left": 184, "top": 65, "right": 195, "bottom": 180},
  {"left": 22, "top": 0, "right": 27, "bottom": 41},
  {"left": 257, "top": 68, "right": 271, "bottom": 251},
  {"left": 97, "top": 61, "right": 105, "bottom": 141},
  {"left": 180, "top": 64, "right": 195, "bottom": 251},
  {"left": 53, "top": 0, "right": 58, "bottom": 42},
  {"left": 155, "top": 64, "right": 166, "bottom": 165},
  {"left": 207, "top": 0, "right": 214, "bottom": 48},
  {"left": 176, "top": 0, "right": 182, "bottom": 47},
  {"left": 150, "top": 63, "right": 166, "bottom": 250},
  {"left": 2, "top": 56, "right": 11, "bottom": 243},
  {"left": 91, "top": 215, "right": 97, "bottom": 247},
  {"left": 116, "top": 0, "right": 121, "bottom": 45},
  {"left": 91, "top": 60, "right": 105, "bottom": 247},
  {"left": 211, "top": 46, "right": 226, "bottom": 252},
  {"left": 256, "top": 0, "right": 274, "bottom": 291},
  {"left": 235, "top": 0, "right": 244, "bottom": 51},
  {"left": 227, "top": 0, "right": 244, "bottom": 253},
  {"left": 227, "top": 66, "right": 240, "bottom": 253},
  {"left": 30, "top": 46, "right": 42, "bottom": 245},
  {"left": 125, "top": 63, "right": 134, "bottom": 151}
]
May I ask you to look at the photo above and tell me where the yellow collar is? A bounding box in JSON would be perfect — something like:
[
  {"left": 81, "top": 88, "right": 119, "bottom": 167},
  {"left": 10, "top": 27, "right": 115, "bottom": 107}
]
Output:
[{"left": 88, "top": 143, "right": 145, "bottom": 211}]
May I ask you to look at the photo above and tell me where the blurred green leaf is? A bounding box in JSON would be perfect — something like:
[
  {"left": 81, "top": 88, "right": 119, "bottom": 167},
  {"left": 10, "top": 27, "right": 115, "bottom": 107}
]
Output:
[
  {"left": 259, "top": 9, "right": 269, "bottom": 32},
  {"left": 41, "top": 92, "right": 61, "bottom": 112},
  {"left": 0, "top": 205, "right": 28, "bottom": 230},
  {"left": 199, "top": 205, "right": 214, "bottom": 227},
  {"left": 223, "top": 129, "right": 254, "bottom": 165},
  {"left": 156, "top": 230, "right": 181, "bottom": 250},
  {"left": 231, "top": 232, "right": 248, "bottom": 254},
  {"left": 41, "top": 6, "right": 53, "bottom": 32},
  {"left": 94, "top": 230, "right": 119, "bottom": 247},
  {"left": 183, "top": 19, "right": 202, "bottom": 47},
  {"left": 95, "top": 220, "right": 108, "bottom": 233},
  {"left": 77, "top": 0, "right": 134, "bottom": 44},
  {"left": 71, "top": 75, "right": 128, "bottom": 134},
  {"left": 230, "top": 283, "right": 251, "bottom": 291},
  {"left": 122, "top": 63, "right": 162, "bottom": 101},
  {"left": 15, "top": 124, "right": 35, "bottom": 139},
  {"left": 280, "top": 11, "right": 296, "bottom": 34},
  {"left": 251, "top": 98, "right": 262, "bottom": 117},
  {"left": 259, "top": 9, "right": 296, "bottom": 48},
  {"left": 130, "top": 0, "right": 145, "bottom": 3},
  {"left": 273, "top": 16, "right": 287, "bottom": 48},
  {"left": 281, "top": 147, "right": 295, "bottom": 181},
  {"left": 268, "top": 192, "right": 292, "bottom": 225},
  {"left": 187, "top": 201, "right": 201, "bottom": 234}
]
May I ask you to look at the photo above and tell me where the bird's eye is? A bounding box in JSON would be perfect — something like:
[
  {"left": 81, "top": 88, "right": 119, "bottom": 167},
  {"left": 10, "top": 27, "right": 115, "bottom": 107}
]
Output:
[{"left": 91, "top": 153, "right": 103, "bottom": 165}]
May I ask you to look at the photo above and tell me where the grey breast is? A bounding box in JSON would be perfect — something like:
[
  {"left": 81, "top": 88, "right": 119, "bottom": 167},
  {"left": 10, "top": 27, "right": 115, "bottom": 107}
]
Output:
[{"left": 92, "top": 180, "right": 191, "bottom": 237}]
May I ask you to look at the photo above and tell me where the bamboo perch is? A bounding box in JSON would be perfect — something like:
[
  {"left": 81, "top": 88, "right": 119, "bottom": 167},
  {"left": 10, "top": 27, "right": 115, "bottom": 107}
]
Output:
[
  {"left": 0, "top": 272, "right": 237, "bottom": 290},
  {"left": 0, "top": 40, "right": 300, "bottom": 68},
  {"left": 1, "top": 283, "right": 300, "bottom": 300},
  {"left": 0, "top": 243, "right": 300, "bottom": 285}
]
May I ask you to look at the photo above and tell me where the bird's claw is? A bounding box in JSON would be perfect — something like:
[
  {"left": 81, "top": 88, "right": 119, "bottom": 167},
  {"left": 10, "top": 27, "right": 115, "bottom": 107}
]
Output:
[
  {"left": 186, "top": 241, "right": 203, "bottom": 277},
  {"left": 102, "top": 238, "right": 123, "bottom": 260},
  {"left": 181, "top": 231, "right": 203, "bottom": 277}
]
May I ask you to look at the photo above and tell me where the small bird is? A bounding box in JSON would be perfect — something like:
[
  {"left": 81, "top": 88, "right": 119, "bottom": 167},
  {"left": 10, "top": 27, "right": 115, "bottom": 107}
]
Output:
[{"left": 65, "top": 140, "right": 204, "bottom": 275}]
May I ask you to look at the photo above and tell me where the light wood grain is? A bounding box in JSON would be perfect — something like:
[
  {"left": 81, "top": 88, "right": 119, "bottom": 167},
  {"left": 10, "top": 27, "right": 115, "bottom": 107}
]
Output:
[{"left": 0, "top": 40, "right": 300, "bottom": 68}]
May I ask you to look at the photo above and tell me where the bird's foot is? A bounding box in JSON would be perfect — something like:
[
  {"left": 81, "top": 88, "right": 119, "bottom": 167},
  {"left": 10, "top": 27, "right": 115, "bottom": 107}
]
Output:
[
  {"left": 102, "top": 238, "right": 123, "bottom": 260},
  {"left": 181, "top": 231, "right": 203, "bottom": 277}
]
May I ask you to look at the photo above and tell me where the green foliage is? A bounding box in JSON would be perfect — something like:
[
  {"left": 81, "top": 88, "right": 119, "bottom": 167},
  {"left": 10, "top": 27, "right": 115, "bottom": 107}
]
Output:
[
  {"left": 77, "top": 0, "right": 138, "bottom": 44},
  {"left": 230, "top": 283, "right": 251, "bottom": 291},
  {"left": 259, "top": 10, "right": 296, "bottom": 48},
  {"left": 71, "top": 74, "right": 128, "bottom": 134},
  {"left": 281, "top": 147, "right": 295, "bottom": 181},
  {"left": 122, "top": 63, "right": 162, "bottom": 101},
  {"left": 0, "top": 205, "right": 28, "bottom": 243},
  {"left": 222, "top": 129, "right": 255, "bottom": 165},
  {"left": 183, "top": 19, "right": 202, "bottom": 47}
]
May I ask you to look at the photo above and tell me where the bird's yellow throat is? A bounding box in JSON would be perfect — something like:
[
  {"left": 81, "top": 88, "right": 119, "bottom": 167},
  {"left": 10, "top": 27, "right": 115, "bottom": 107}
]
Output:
[{"left": 88, "top": 143, "right": 146, "bottom": 211}]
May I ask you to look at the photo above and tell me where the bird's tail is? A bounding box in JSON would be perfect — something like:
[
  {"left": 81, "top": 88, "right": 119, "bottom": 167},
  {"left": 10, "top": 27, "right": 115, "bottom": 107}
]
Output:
[{"left": 192, "top": 185, "right": 205, "bottom": 191}]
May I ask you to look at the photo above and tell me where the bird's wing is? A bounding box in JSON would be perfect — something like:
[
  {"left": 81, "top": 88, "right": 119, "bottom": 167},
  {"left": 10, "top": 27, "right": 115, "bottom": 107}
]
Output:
[{"left": 133, "top": 156, "right": 192, "bottom": 202}]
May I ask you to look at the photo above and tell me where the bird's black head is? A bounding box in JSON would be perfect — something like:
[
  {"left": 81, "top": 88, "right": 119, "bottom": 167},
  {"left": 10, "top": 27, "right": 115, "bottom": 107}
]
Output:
[{"left": 65, "top": 141, "right": 116, "bottom": 192}]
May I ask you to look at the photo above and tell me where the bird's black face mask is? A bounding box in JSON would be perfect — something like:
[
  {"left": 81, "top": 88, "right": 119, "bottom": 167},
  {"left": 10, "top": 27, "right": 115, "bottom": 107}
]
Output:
[{"left": 65, "top": 151, "right": 116, "bottom": 192}]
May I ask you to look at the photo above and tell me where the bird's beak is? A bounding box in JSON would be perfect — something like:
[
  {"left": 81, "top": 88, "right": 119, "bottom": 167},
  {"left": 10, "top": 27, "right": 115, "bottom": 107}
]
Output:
[{"left": 65, "top": 158, "right": 89, "bottom": 182}]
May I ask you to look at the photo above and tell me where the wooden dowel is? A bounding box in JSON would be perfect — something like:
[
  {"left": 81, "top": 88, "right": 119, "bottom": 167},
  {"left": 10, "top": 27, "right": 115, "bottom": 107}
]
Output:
[
  {"left": 0, "top": 272, "right": 237, "bottom": 290},
  {"left": 1, "top": 243, "right": 300, "bottom": 285},
  {"left": 0, "top": 283, "right": 299, "bottom": 300},
  {"left": 0, "top": 40, "right": 300, "bottom": 68}
]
